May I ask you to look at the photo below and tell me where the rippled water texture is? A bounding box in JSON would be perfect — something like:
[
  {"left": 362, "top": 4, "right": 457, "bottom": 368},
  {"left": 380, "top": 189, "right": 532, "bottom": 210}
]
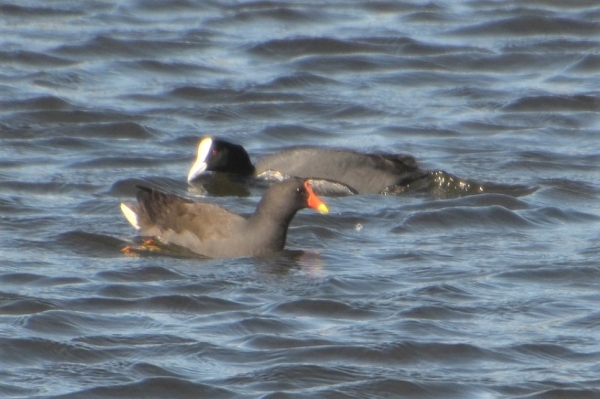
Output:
[{"left": 1, "top": 1, "right": 600, "bottom": 398}]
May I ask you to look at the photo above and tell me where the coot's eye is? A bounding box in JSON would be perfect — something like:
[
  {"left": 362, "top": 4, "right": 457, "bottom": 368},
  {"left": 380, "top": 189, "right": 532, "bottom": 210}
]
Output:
[{"left": 212, "top": 149, "right": 218, "bottom": 156}]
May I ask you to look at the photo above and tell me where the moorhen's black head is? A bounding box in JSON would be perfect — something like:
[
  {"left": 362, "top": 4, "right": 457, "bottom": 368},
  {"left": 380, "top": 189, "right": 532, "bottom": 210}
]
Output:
[{"left": 255, "top": 178, "right": 329, "bottom": 218}]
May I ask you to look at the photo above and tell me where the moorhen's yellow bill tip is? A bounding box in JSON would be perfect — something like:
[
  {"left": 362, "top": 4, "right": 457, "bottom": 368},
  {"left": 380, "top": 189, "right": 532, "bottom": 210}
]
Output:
[{"left": 316, "top": 203, "right": 329, "bottom": 214}]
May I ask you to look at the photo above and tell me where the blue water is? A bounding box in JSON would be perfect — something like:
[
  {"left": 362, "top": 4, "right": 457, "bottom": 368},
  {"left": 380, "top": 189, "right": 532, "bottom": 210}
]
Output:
[{"left": 1, "top": 1, "right": 600, "bottom": 398}]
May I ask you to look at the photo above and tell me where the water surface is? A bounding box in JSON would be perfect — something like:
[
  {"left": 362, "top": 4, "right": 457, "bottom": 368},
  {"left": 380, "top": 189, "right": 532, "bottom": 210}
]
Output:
[{"left": 1, "top": 1, "right": 600, "bottom": 398}]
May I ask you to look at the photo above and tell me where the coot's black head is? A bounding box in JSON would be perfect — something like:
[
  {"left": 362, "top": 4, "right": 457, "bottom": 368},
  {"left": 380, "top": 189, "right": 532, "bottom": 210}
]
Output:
[{"left": 187, "top": 137, "right": 255, "bottom": 182}]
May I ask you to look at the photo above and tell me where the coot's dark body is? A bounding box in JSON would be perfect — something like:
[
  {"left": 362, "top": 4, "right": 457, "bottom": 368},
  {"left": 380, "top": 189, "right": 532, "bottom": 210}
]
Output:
[
  {"left": 255, "top": 147, "right": 424, "bottom": 194},
  {"left": 187, "top": 137, "right": 427, "bottom": 195}
]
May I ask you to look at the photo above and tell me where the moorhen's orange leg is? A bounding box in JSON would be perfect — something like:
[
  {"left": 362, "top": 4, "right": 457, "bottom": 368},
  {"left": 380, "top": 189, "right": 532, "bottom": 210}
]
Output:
[{"left": 121, "top": 238, "right": 162, "bottom": 256}]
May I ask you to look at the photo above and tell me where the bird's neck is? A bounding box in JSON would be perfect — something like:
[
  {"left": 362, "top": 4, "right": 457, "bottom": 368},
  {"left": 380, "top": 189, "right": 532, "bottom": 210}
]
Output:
[{"left": 248, "top": 200, "right": 298, "bottom": 250}]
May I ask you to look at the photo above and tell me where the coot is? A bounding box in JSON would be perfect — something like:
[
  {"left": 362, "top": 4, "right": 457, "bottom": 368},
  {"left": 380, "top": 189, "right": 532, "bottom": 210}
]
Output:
[
  {"left": 187, "top": 137, "right": 427, "bottom": 195},
  {"left": 120, "top": 179, "right": 329, "bottom": 259}
]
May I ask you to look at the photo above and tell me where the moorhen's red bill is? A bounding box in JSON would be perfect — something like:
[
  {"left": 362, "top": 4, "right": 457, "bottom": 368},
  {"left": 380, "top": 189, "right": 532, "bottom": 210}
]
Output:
[
  {"left": 187, "top": 137, "right": 428, "bottom": 195},
  {"left": 120, "top": 179, "right": 329, "bottom": 259}
]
